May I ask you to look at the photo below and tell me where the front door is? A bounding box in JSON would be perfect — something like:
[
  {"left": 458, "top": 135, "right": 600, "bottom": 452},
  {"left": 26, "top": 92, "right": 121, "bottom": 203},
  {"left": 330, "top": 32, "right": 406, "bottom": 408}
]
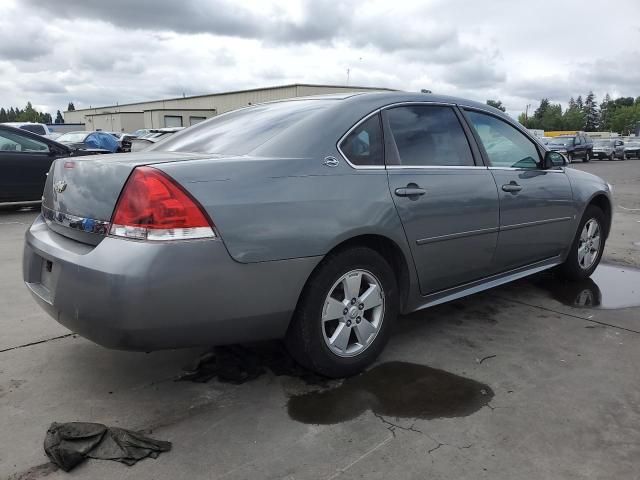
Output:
[
  {"left": 0, "top": 129, "right": 53, "bottom": 202},
  {"left": 463, "top": 109, "right": 574, "bottom": 271},
  {"left": 383, "top": 105, "right": 500, "bottom": 295}
]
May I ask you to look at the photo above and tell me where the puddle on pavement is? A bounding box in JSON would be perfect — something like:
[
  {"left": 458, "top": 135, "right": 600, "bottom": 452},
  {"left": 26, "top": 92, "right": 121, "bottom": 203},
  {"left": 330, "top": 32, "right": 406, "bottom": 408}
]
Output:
[
  {"left": 531, "top": 263, "right": 640, "bottom": 310},
  {"left": 287, "top": 362, "right": 493, "bottom": 424}
]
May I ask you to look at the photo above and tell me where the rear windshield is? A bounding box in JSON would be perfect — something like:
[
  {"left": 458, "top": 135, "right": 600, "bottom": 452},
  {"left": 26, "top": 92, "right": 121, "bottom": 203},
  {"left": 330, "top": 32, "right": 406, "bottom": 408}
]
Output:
[
  {"left": 549, "top": 137, "right": 573, "bottom": 145},
  {"left": 153, "top": 100, "right": 330, "bottom": 155},
  {"left": 57, "top": 132, "right": 89, "bottom": 142}
]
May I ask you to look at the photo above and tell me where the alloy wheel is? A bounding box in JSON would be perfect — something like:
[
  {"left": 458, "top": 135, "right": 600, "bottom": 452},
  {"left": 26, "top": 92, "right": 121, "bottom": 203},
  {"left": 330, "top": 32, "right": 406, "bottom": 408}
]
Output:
[
  {"left": 321, "top": 269, "right": 384, "bottom": 357},
  {"left": 578, "top": 219, "right": 601, "bottom": 270}
]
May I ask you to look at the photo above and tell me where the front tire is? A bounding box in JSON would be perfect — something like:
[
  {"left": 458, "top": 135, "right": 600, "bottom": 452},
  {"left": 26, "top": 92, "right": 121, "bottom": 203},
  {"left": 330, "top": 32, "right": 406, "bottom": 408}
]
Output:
[
  {"left": 557, "top": 205, "right": 606, "bottom": 281},
  {"left": 286, "top": 247, "right": 398, "bottom": 378},
  {"left": 583, "top": 151, "right": 590, "bottom": 163}
]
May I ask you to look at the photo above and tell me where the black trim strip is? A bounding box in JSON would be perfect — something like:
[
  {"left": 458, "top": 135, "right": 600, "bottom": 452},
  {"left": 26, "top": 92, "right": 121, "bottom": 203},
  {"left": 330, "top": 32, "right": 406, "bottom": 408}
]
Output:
[
  {"left": 416, "top": 216, "right": 572, "bottom": 245},
  {"left": 416, "top": 226, "right": 499, "bottom": 245}
]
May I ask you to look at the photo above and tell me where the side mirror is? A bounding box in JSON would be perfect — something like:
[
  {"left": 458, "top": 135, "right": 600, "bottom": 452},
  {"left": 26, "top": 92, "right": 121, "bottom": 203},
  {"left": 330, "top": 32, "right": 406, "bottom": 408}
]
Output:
[{"left": 544, "top": 151, "right": 566, "bottom": 169}]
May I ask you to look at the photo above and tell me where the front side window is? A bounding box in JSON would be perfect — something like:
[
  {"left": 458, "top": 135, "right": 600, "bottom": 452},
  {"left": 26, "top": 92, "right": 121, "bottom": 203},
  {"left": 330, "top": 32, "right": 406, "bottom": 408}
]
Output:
[
  {"left": 0, "top": 130, "right": 49, "bottom": 153},
  {"left": 466, "top": 110, "right": 540, "bottom": 169},
  {"left": 339, "top": 113, "right": 384, "bottom": 166},
  {"left": 386, "top": 105, "right": 474, "bottom": 167}
]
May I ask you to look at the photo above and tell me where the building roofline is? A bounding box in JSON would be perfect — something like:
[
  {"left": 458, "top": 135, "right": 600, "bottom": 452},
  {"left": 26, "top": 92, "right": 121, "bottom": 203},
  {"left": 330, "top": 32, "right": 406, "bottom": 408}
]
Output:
[{"left": 65, "top": 83, "right": 396, "bottom": 114}]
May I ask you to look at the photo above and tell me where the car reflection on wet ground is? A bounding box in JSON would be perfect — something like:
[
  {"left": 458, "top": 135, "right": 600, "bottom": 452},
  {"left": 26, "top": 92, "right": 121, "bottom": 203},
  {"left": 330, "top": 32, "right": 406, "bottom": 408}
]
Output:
[{"left": 528, "top": 263, "right": 640, "bottom": 309}]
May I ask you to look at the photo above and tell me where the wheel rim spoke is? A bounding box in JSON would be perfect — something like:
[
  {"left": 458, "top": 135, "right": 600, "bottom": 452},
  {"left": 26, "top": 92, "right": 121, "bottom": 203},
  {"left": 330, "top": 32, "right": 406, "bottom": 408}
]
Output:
[
  {"left": 329, "top": 323, "right": 351, "bottom": 353},
  {"left": 323, "top": 298, "right": 346, "bottom": 322},
  {"left": 359, "top": 284, "right": 382, "bottom": 310},
  {"left": 342, "top": 272, "right": 362, "bottom": 301},
  {"left": 354, "top": 319, "right": 376, "bottom": 345}
]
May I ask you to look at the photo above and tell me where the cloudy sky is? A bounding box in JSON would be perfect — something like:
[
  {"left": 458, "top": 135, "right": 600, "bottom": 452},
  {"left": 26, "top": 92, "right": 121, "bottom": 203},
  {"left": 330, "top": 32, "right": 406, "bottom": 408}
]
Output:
[{"left": 1, "top": 0, "right": 639, "bottom": 118}]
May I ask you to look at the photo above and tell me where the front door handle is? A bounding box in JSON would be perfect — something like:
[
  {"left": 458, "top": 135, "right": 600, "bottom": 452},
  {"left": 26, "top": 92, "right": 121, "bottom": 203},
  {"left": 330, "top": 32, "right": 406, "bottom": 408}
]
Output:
[
  {"left": 395, "top": 187, "right": 426, "bottom": 197},
  {"left": 501, "top": 182, "right": 522, "bottom": 193}
]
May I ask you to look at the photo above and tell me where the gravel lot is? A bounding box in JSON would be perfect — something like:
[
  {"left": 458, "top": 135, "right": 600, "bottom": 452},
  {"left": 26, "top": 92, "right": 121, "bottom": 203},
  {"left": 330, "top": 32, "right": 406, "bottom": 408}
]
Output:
[{"left": 2, "top": 160, "right": 639, "bottom": 480}]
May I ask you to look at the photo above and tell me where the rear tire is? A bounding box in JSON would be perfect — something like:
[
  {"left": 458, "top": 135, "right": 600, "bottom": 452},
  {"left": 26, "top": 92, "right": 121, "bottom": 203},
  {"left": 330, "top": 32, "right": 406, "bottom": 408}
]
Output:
[
  {"left": 557, "top": 205, "right": 606, "bottom": 281},
  {"left": 582, "top": 151, "right": 590, "bottom": 163},
  {"left": 286, "top": 247, "right": 398, "bottom": 378}
]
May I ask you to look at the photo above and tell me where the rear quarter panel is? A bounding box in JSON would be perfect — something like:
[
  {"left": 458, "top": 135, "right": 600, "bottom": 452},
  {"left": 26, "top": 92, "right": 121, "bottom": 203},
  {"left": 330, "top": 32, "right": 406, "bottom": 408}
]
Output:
[{"left": 159, "top": 157, "right": 410, "bottom": 263}]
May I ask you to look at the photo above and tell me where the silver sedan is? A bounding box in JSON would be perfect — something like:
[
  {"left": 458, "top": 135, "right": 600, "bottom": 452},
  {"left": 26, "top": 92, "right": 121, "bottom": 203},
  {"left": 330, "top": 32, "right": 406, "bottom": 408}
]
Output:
[{"left": 23, "top": 92, "right": 612, "bottom": 377}]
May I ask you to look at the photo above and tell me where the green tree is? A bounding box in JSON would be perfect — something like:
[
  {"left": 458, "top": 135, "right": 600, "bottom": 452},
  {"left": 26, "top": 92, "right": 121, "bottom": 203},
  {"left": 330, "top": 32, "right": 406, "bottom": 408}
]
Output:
[
  {"left": 7, "top": 107, "right": 16, "bottom": 121},
  {"left": 599, "top": 93, "right": 613, "bottom": 130},
  {"left": 55, "top": 110, "right": 64, "bottom": 124},
  {"left": 0, "top": 108, "right": 6, "bottom": 122},
  {"left": 609, "top": 104, "right": 640, "bottom": 134},
  {"left": 517, "top": 112, "right": 529, "bottom": 127},
  {"left": 67, "top": 102, "right": 75, "bottom": 111},
  {"left": 563, "top": 102, "right": 585, "bottom": 130},
  {"left": 583, "top": 91, "right": 599, "bottom": 131},
  {"left": 575, "top": 95, "right": 584, "bottom": 110},
  {"left": 486, "top": 99, "right": 506, "bottom": 112}
]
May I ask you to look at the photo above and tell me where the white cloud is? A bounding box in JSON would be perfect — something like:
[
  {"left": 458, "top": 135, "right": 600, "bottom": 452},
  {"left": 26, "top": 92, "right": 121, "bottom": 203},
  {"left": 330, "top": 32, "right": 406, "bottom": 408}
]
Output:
[{"left": 0, "top": 0, "right": 638, "bottom": 118}]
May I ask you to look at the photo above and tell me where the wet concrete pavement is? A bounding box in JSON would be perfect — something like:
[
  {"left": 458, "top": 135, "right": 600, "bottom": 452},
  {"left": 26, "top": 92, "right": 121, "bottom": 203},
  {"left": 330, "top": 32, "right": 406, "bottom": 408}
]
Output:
[{"left": 2, "top": 160, "right": 640, "bottom": 479}]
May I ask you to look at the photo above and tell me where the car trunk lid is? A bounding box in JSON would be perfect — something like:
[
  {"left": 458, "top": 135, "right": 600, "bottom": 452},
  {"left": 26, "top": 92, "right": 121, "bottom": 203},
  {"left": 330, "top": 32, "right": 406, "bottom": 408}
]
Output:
[{"left": 41, "top": 151, "right": 209, "bottom": 245}]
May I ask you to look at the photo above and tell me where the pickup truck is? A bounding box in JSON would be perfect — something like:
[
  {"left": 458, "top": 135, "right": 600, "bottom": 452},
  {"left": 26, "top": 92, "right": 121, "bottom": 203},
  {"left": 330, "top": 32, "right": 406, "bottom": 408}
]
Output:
[
  {"left": 1, "top": 122, "right": 61, "bottom": 139},
  {"left": 547, "top": 133, "right": 593, "bottom": 163}
]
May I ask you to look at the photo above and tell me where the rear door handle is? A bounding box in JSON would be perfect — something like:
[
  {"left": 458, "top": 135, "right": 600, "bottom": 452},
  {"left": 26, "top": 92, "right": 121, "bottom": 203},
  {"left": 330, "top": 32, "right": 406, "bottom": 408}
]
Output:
[
  {"left": 395, "top": 187, "right": 426, "bottom": 197},
  {"left": 501, "top": 182, "right": 522, "bottom": 193}
]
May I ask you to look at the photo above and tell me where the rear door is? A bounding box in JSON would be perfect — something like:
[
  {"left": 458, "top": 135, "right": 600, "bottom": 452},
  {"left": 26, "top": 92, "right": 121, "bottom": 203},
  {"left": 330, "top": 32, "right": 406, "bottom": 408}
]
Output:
[
  {"left": 383, "top": 104, "right": 499, "bottom": 294},
  {"left": 462, "top": 109, "right": 574, "bottom": 271},
  {"left": 0, "top": 128, "right": 54, "bottom": 202}
]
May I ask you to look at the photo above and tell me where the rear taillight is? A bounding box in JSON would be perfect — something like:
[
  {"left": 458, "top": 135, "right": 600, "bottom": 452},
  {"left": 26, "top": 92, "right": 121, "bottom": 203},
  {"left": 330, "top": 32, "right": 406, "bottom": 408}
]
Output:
[{"left": 109, "top": 166, "right": 215, "bottom": 241}]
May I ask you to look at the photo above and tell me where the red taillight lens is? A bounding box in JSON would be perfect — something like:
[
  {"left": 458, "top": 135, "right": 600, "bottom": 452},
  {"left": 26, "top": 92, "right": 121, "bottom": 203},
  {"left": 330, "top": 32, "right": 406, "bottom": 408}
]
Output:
[{"left": 109, "top": 166, "right": 215, "bottom": 241}]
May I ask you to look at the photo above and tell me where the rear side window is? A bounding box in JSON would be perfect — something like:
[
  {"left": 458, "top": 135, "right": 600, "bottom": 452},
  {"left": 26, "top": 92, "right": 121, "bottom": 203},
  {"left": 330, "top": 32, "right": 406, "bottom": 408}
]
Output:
[
  {"left": 465, "top": 110, "right": 540, "bottom": 169},
  {"left": 20, "top": 124, "right": 46, "bottom": 135},
  {"left": 386, "top": 105, "right": 474, "bottom": 167},
  {"left": 155, "top": 100, "right": 330, "bottom": 155},
  {"left": 339, "top": 113, "right": 384, "bottom": 166}
]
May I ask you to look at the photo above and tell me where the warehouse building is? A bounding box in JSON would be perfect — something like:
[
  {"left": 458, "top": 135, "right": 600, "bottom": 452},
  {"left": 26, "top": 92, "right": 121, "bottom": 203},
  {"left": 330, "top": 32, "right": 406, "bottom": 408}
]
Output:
[{"left": 64, "top": 83, "right": 393, "bottom": 132}]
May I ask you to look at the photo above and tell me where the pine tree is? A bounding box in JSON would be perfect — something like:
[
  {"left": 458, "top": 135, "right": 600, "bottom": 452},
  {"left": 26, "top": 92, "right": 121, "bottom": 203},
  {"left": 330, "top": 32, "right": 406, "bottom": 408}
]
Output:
[
  {"left": 576, "top": 95, "right": 584, "bottom": 110},
  {"left": 486, "top": 99, "right": 506, "bottom": 112},
  {"left": 568, "top": 97, "right": 576, "bottom": 109},
  {"left": 0, "top": 108, "right": 6, "bottom": 122},
  {"left": 8, "top": 107, "right": 16, "bottom": 121},
  {"left": 55, "top": 110, "right": 64, "bottom": 124},
  {"left": 583, "top": 91, "right": 599, "bottom": 131},
  {"left": 67, "top": 102, "right": 75, "bottom": 111},
  {"left": 599, "top": 93, "right": 612, "bottom": 130}
]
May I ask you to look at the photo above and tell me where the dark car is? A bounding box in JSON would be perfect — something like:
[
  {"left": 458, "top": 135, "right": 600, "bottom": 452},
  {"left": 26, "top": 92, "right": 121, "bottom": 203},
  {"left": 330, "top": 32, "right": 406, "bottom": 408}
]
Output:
[
  {"left": 56, "top": 131, "right": 119, "bottom": 153},
  {"left": 547, "top": 133, "right": 593, "bottom": 163},
  {"left": 0, "top": 124, "right": 101, "bottom": 204},
  {"left": 592, "top": 139, "right": 626, "bottom": 160},
  {"left": 624, "top": 138, "right": 640, "bottom": 159}
]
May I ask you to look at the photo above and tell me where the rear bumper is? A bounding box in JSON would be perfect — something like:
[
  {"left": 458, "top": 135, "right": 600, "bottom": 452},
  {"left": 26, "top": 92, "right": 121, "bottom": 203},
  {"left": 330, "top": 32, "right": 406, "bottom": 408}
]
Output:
[{"left": 23, "top": 215, "right": 321, "bottom": 350}]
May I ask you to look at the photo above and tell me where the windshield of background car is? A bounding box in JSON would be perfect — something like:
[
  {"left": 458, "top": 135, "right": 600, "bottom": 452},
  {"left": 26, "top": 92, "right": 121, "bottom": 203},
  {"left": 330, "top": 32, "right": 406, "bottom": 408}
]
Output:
[
  {"left": 154, "top": 100, "right": 331, "bottom": 155},
  {"left": 594, "top": 140, "right": 611, "bottom": 146},
  {"left": 549, "top": 137, "right": 573, "bottom": 145},
  {"left": 57, "top": 132, "right": 89, "bottom": 143}
]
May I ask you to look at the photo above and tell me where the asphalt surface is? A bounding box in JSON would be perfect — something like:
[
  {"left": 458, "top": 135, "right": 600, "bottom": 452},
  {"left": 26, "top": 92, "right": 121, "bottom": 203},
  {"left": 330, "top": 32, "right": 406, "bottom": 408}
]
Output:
[{"left": 2, "top": 159, "right": 639, "bottom": 479}]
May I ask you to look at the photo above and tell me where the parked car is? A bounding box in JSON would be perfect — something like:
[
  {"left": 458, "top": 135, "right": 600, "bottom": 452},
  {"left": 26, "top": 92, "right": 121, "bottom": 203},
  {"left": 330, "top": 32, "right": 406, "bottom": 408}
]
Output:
[
  {"left": 0, "top": 124, "right": 102, "bottom": 203},
  {"left": 547, "top": 133, "right": 593, "bottom": 162},
  {"left": 592, "top": 139, "right": 626, "bottom": 160},
  {"left": 623, "top": 138, "right": 640, "bottom": 159},
  {"left": 130, "top": 127, "right": 184, "bottom": 152},
  {"left": 56, "top": 131, "right": 119, "bottom": 153},
  {"left": 1, "top": 122, "right": 60, "bottom": 139},
  {"left": 23, "top": 92, "right": 612, "bottom": 377}
]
